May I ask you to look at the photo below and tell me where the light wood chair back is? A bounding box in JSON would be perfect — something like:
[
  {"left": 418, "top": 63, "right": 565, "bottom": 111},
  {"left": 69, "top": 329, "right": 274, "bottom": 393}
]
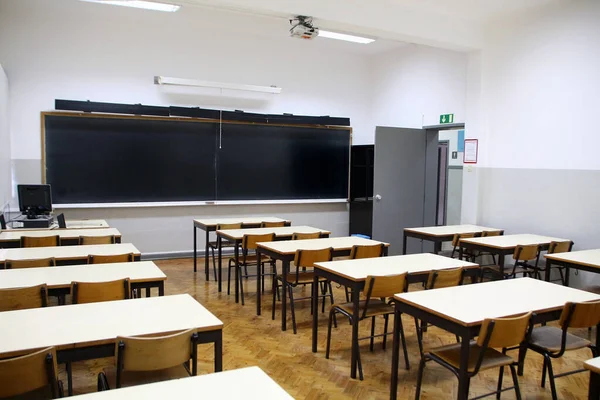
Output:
[
  {"left": 482, "top": 230, "right": 503, "bottom": 237},
  {"left": 261, "top": 221, "right": 286, "bottom": 228},
  {"left": 292, "top": 232, "right": 321, "bottom": 240},
  {"left": 350, "top": 243, "right": 385, "bottom": 259},
  {"left": 560, "top": 300, "right": 600, "bottom": 329},
  {"left": 6, "top": 257, "right": 56, "bottom": 269},
  {"left": 72, "top": 278, "right": 131, "bottom": 304},
  {"left": 426, "top": 267, "right": 464, "bottom": 289},
  {"left": 88, "top": 253, "right": 134, "bottom": 264},
  {"left": 363, "top": 273, "right": 408, "bottom": 299},
  {"left": 217, "top": 223, "right": 242, "bottom": 230},
  {"left": 242, "top": 233, "right": 275, "bottom": 251},
  {"left": 0, "top": 347, "right": 60, "bottom": 399},
  {"left": 294, "top": 248, "right": 333, "bottom": 268},
  {"left": 477, "top": 312, "right": 532, "bottom": 349},
  {"left": 117, "top": 328, "right": 198, "bottom": 372},
  {"left": 0, "top": 284, "right": 48, "bottom": 311},
  {"left": 513, "top": 244, "right": 540, "bottom": 261},
  {"left": 452, "top": 232, "right": 476, "bottom": 247},
  {"left": 20, "top": 235, "right": 60, "bottom": 248},
  {"left": 548, "top": 240, "right": 574, "bottom": 254},
  {"left": 79, "top": 235, "right": 116, "bottom": 245}
]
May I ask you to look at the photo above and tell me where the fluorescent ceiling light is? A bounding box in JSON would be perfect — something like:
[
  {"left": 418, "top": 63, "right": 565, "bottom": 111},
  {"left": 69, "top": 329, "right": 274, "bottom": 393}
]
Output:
[
  {"left": 154, "top": 76, "right": 282, "bottom": 94},
  {"left": 80, "top": 0, "right": 180, "bottom": 12},
  {"left": 318, "top": 30, "right": 375, "bottom": 44}
]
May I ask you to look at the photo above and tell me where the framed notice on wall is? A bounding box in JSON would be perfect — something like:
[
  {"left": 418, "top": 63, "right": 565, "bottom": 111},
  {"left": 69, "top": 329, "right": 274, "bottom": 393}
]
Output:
[{"left": 463, "top": 139, "right": 478, "bottom": 164}]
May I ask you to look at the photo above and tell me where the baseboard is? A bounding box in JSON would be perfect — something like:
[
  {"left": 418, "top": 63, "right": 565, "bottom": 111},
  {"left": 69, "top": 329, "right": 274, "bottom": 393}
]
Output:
[{"left": 141, "top": 248, "right": 236, "bottom": 261}]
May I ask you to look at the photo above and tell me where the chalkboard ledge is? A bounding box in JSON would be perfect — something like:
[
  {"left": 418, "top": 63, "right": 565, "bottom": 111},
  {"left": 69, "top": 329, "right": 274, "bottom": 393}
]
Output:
[{"left": 53, "top": 199, "right": 349, "bottom": 209}]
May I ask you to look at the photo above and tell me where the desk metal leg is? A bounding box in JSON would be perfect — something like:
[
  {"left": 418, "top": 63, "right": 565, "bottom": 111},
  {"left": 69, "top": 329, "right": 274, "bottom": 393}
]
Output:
[
  {"left": 66, "top": 361, "right": 73, "bottom": 396},
  {"left": 565, "top": 267, "right": 571, "bottom": 287},
  {"left": 433, "top": 240, "right": 442, "bottom": 255},
  {"left": 457, "top": 332, "right": 471, "bottom": 400},
  {"left": 312, "top": 273, "right": 319, "bottom": 352},
  {"left": 234, "top": 245, "right": 240, "bottom": 303},
  {"left": 281, "top": 260, "right": 290, "bottom": 331},
  {"left": 193, "top": 226, "right": 197, "bottom": 273},
  {"left": 217, "top": 237, "right": 223, "bottom": 293},
  {"left": 590, "top": 371, "right": 600, "bottom": 400},
  {"left": 498, "top": 252, "right": 505, "bottom": 278},
  {"left": 390, "top": 306, "right": 401, "bottom": 400},
  {"left": 205, "top": 229, "right": 210, "bottom": 280},
  {"left": 545, "top": 260, "right": 552, "bottom": 281},
  {"left": 350, "top": 288, "right": 360, "bottom": 379},
  {"left": 402, "top": 233, "right": 408, "bottom": 255},
  {"left": 214, "top": 331, "right": 223, "bottom": 372},
  {"left": 256, "top": 248, "right": 262, "bottom": 315}
]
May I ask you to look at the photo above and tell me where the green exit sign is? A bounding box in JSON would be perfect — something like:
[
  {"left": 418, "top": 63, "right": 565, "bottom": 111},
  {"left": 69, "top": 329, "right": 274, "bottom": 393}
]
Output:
[{"left": 440, "top": 114, "right": 454, "bottom": 124}]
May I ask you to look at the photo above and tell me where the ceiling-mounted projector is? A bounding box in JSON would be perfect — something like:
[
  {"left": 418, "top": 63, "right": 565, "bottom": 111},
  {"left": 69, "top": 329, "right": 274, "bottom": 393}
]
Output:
[{"left": 290, "top": 16, "right": 319, "bottom": 40}]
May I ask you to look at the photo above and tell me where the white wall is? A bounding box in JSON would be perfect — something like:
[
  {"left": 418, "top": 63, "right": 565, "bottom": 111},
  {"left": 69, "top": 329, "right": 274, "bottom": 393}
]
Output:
[{"left": 0, "top": 64, "right": 10, "bottom": 211}]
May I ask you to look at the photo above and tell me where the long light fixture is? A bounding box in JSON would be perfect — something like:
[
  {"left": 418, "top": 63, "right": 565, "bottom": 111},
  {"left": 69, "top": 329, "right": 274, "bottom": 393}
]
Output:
[
  {"left": 80, "top": 0, "right": 180, "bottom": 12},
  {"left": 318, "top": 30, "right": 375, "bottom": 44},
  {"left": 154, "top": 76, "right": 282, "bottom": 94}
]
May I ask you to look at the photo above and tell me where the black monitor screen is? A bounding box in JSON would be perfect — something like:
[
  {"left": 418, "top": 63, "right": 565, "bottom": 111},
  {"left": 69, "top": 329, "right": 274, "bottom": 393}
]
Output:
[{"left": 18, "top": 185, "right": 53, "bottom": 214}]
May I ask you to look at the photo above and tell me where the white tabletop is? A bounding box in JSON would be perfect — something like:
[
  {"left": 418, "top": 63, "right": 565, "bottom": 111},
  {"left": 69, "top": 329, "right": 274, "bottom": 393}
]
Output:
[
  {"left": 545, "top": 249, "right": 600, "bottom": 269},
  {"left": 194, "top": 217, "right": 290, "bottom": 228},
  {"left": 65, "top": 219, "right": 109, "bottom": 228},
  {"left": 0, "top": 294, "right": 222, "bottom": 358},
  {"left": 218, "top": 225, "right": 330, "bottom": 240},
  {"left": 459, "top": 234, "right": 570, "bottom": 249},
  {"left": 257, "top": 236, "right": 389, "bottom": 255},
  {"left": 0, "top": 243, "right": 141, "bottom": 262},
  {"left": 584, "top": 357, "right": 600, "bottom": 374},
  {"left": 314, "top": 253, "right": 478, "bottom": 282},
  {"left": 405, "top": 224, "right": 502, "bottom": 237},
  {"left": 0, "top": 228, "right": 121, "bottom": 242},
  {"left": 70, "top": 367, "right": 293, "bottom": 399},
  {"left": 0, "top": 261, "right": 165, "bottom": 290},
  {"left": 395, "top": 277, "right": 600, "bottom": 326}
]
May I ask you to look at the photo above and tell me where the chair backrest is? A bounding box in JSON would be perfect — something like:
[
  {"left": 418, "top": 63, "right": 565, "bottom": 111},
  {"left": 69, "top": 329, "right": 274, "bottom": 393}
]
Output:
[
  {"left": 261, "top": 221, "right": 286, "bottom": 228},
  {"left": 548, "top": 240, "right": 574, "bottom": 254},
  {"left": 20, "top": 235, "right": 60, "bottom": 248},
  {"left": 363, "top": 273, "right": 408, "bottom": 299},
  {"left": 482, "top": 230, "right": 503, "bottom": 237},
  {"left": 513, "top": 244, "right": 540, "bottom": 261},
  {"left": 242, "top": 233, "right": 275, "bottom": 251},
  {"left": 0, "top": 347, "right": 60, "bottom": 399},
  {"left": 452, "top": 232, "right": 476, "bottom": 247},
  {"left": 217, "top": 222, "right": 242, "bottom": 230},
  {"left": 6, "top": 257, "right": 56, "bottom": 269},
  {"left": 292, "top": 232, "right": 321, "bottom": 240},
  {"left": 72, "top": 278, "right": 130, "bottom": 304},
  {"left": 426, "top": 267, "right": 464, "bottom": 290},
  {"left": 0, "top": 213, "right": 6, "bottom": 229},
  {"left": 560, "top": 300, "right": 600, "bottom": 329},
  {"left": 56, "top": 213, "right": 66, "bottom": 229},
  {"left": 79, "top": 235, "right": 116, "bottom": 245},
  {"left": 477, "top": 312, "right": 532, "bottom": 349},
  {"left": 0, "top": 284, "right": 48, "bottom": 311},
  {"left": 350, "top": 243, "right": 385, "bottom": 259},
  {"left": 88, "top": 253, "right": 134, "bottom": 264},
  {"left": 294, "top": 248, "right": 333, "bottom": 269}
]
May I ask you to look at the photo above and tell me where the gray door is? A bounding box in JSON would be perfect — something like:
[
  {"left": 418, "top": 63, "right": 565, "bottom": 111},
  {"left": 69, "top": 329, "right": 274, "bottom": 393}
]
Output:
[{"left": 372, "top": 126, "right": 437, "bottom": 255}]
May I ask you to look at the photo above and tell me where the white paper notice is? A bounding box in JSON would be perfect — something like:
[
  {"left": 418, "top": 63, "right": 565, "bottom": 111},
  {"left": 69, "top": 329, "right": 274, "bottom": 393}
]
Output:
[{"left": 464, "top": 140, "right": 478, "bottom": 163}]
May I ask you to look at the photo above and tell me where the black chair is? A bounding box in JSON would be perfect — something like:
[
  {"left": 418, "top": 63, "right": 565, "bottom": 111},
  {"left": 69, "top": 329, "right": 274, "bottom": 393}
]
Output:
[
  {"left": 0, "top": 213, "right": 6, "bottom": 229},
  {"left": 56, "top": 213, "right": 66, "bottom": 229}
]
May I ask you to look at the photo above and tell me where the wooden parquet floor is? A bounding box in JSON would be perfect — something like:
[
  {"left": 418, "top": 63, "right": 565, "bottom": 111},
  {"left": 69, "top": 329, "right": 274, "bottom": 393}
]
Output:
[{"left": 64, "top": 258, "right": 592, "bottom": 399}]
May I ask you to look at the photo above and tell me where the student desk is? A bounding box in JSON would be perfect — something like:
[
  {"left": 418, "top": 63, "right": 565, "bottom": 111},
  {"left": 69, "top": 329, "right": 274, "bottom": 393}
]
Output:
[
  {"left": 0, "top": 243, "right": 141, "bottom": 267},
  {"left": 545, "top": 249, "right": 600, "bottom": 286},
  {"left": 0, "top": 228, "right": 121, "bottom": 248},
  {"left": 0, "top": 294, "right": 223, "bottom": 396},
  {"left": 0, "top": 261, "right": 166, "bottom": 298},
  {"left": 390, "top": 278, "right": 600, "bottom": 400},
  {"left": 68, "top": 367, "right": 293, "bottom": 399},
  {"left": 459, "top": 234, "right": 570, "bottom": 277},
  {"left": 216, "top": 225, "right": 331, "bottom": 299},
  {"left": 403, "top": 225, "right": 503, "bottom": 254},
  {"left": 192, "top": 217, "right": 291, "bottom": 278},
  {"left": 257, "top": 236, "right": 389, "bottom": 331},
  {"left": 585, "top": 357, "right": 600, "bottom": 400},
  {"left": 312, "top": 253, "right": 479, "bottom": 379}
]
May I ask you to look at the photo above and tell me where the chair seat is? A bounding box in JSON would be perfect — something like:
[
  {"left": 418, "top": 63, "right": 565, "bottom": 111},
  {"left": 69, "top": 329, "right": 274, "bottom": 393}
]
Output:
[
  {"left": 231, "top": 254, "right": 272, "bottom": 265},
  {"left": 333, "top": 299, "right": 393, "bottom": 318},
  {"left": 208, "top": 239, "right": 236, "bottom": 248},
  {"left": 430, "top": 340, "right": 514, "bottom": 372},
  {"left": 9, "top": 385, "right": 56, "bottom": 400},
  {"left": 281, "top": 272, "right": 327, "bottom": 285},
  {"left": 529, "top": 326, "right": 590, "bottom": 352},
  {"left": 102, "top": 364, "right": 190, "bottom": 389}
]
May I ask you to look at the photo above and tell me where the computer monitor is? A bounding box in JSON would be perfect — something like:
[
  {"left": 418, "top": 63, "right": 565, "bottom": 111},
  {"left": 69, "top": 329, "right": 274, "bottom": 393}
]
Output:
[{"left": 18, "top": 184, "right": 53, "bottom": 218}]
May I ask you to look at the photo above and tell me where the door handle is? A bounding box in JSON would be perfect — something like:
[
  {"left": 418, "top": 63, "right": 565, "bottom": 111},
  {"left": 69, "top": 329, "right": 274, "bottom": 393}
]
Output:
[{"left": 375, "top": 194, "right": 382, "bottom": 201}]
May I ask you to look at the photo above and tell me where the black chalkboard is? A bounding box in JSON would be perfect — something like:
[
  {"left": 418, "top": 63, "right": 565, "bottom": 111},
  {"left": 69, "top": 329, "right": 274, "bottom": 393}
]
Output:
[{"left": 43, "top": 114, "right": 350, "bottom": 203}]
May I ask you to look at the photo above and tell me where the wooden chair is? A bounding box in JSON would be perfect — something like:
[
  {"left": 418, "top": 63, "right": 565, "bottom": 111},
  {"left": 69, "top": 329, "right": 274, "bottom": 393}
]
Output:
[
  {"left": 416, "top": 312, "right": 532, "bottom": 400},
  {"left": 0, "top": 212, "right": 6, "bottom": 229},
  {"left": 343, "top": 243, "right": 386, "bottom": 301},
  {"left": 261, "top": 221, "right": 286, "bottom": 228},
  {"left": 414, "top": 268, "right": 465, "bottom": 355},
  {"left": 208, "top": 223, "right": 242, "bottom": 281},
  {"left": 507, "top": 244, "right": 542, "bottom": 279},
  {"left": 527, "top": 300, "right": 600, "bottom": 400},
  {"left": 71, "top": 278, "right": 131, "bottom": 304},
  {"left": 0, "top": 284, "right": 48, "bottom": 311},
  {"left": 0, "top": 347, "right": 63, "bottom": 399},
  {"left": 56, "top": 213, "right": 66, "bottom": 229},
  {"left": 97, "top": 328, "right": 198, "bottom": 390},
  {"left": 79, "top": 235, "right": 116, "bottom": 245},
  {"left": 292, "top": 232, "right": 322, "bottom": 240},
  {"left": 20, "top": 235, "right": 60, "bottom": 248},
  {"left": 326, "top": 273, "right": 409, "bottom": 380},
  {"left": 6, "top": 257, "right": 56, "bottom": 269},
  {"left": 272, "top": 248, "right": 335, "bottom": 334},
  {"left": 546, "top": 240, "right": 574, "bottom": 285},
  {"left": 228, "top": 233, "right": 276, "bottom": 305},
  {"left": 88, "top": 253, "right": 134, "bottom": 264}
]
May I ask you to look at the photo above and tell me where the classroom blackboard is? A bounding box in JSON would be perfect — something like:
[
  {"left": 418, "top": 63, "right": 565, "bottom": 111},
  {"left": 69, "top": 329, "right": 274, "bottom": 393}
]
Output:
[{"left": 43, "top": 113, "right": 350, "bottom": 204}]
